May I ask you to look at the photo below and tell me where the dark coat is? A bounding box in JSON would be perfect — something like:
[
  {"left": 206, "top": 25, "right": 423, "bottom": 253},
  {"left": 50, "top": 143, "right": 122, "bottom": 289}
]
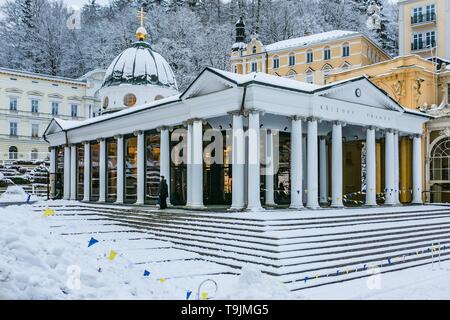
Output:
[{"left": 158, "top": 180, "right": 168, "bottom": 198}]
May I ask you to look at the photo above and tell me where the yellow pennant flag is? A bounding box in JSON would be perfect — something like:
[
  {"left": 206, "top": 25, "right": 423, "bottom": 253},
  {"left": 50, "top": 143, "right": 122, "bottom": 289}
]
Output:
[
  {"left": 202, "top": 292, "right": 208, "bottom": 300},
  {"left": 43, "top": 208, "right": 55, "bottom": 217},
  {"left": 159, "top": 278, "right": 166, "bottom": 283},
  {"left": 108, "top": 250, "right": 117, "bottom": 261}
]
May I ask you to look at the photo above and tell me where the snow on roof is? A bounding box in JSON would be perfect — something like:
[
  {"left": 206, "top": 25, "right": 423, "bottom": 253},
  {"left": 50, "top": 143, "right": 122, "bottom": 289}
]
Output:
[
  {"left": 265, "top": 30, "right": 359, "bottom": 52},
  {"left": 208, "top": 67, "right": 322, "bottom": 92},
  {"left": 0, "top": 67, "right": 86, "bottom": 85},
  {"left": 52, "top": 94, "right": 182, "bottom": 131}
]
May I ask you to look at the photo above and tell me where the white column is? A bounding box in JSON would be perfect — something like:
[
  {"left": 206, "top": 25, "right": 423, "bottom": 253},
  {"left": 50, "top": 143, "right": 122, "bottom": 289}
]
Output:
[
  {"left": 63, "top": 145, "right": 71, "bottom": 200},
  {"left": 331, "top": 122, "right": 344, "bottom": 208},
  {"left": 136, "top": 131, "right": 145, "bottom": 205},
  {"left": 160, "top": 127, "right": 171, "bottom": 205},
  {"left": 307, "top": 118, "right": 320, "bottom": 209},
  {"left": 384, "top": 129, "right": 396, "bottom": 205},
  {"left": 247, "top": 111, "right": 263, "bottom": 211},
  {"left": 98, "top": 139, "right": 106, "bottom": 203},
  {"left": 365, "top": 127, "right": 377, "bottom": 206},
  {"left": 70, "top": 144, "right": 77, "bottom": 201},
  {"left": 412, "top": 134, "right": 423, "bottom": 204},
  {"left": 319, "top": 137, "right": 328, "bottom": 205},
  {"left": 231, "top": 113, "right": 246, "bottom": 210},
  {"left": 50, "top": 148, "right": 56, "bottom": 198},
  {"left": 83, "top": 142, "right": 90, "bottom": 202},
  {"left": 191, "top": 119, "right": 204, "bottom": 208},
  {"left": 290, "top": 117, "right": 303, "bottom": 209},
  {"left": 115, "top": 135, "right": 124, "bottom": 204},
  {"left": 394, "top": 131, "right": 400, "bottom": 204},
  {"left": 186, "top": 122, "right": 193, "bottom": 206},
  {"left": 265, "top": 129, "right": 276, "bottom": 206},
  {"left": 302, "top": 135, "right": 307, "bottom": 204}
]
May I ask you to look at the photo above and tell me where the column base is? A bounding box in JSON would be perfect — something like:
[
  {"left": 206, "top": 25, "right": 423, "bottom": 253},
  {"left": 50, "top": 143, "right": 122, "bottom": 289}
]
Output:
[
  {"left": 229, "top": 205, "right": 245, "bottom": 211},
  {"left": 246, "top": 206, "right": 265, "bottom": 212},
  {"left": 187, "top": 203, "right": 206, "bottom": 210},
  {"left": 289, "top": 204, "right": 304, "bottom": 210},
  {"left": 265, "top": 202, "right": 277, "bottom": 207},
  {"left": 364, "top": 203, "right": 378, "bottom": 207},
  {"left": 411, "top": 201, "right": 424, "bottom": 205},
  {"left": 306, "top": 205, "right": 321, "bottom": 210},
  {"left": 135, "top": 201, "right": 145, "bottom": 206},
  {"left": 114, "top": 201, "right": 124, "bottom": 205},
  {"left": 331, "top": 204, "right": 344, "bottom": 209}
]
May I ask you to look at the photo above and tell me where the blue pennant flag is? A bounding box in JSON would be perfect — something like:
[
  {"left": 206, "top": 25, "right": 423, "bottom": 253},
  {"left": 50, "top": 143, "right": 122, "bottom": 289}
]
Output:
[
  {"left": 304, "top": 276, "right": 309, "bottom": 283},
  {"left": 143, "top": 270, "right": 151, "bottom": 277},
  {"left": 336, "top": 270, "right": 340, "bottom": 276},
  {"left": 26, "top": 194, "right": 31, "bottom": 203},
  {"left": 186, "top": 291, "right": 192, "bottom": 300},
  {"left": 88, "top": 237, "right": 99, "bottom": 247},
  {"left": 387, "top": 257, "right": 392, "bottom": 265}
]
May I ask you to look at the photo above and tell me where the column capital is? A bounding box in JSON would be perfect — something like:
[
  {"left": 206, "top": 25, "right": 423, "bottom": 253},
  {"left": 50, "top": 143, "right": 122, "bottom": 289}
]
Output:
[
  {"left": 243, "top": 108, "right": 263, "bottom": 117},
  {"left": 306, "top": 116, "right": 321, "bottom": 122},
  {"left": 228, "top": 110, "right": 243, "bottom": 117},
  {"left": 113, "top": 134, "right": 123, "bottom": 139},
  {"left": 97, "top": 137, "right": 106, "bottom": 142},
  {"left": 156, "top": 126, "right": 171, "bottom": 132},
  {"left": 411, "top": 133, "right": 423, "bottom": 139},
  {"left": 290, "top": 115, "right": 306, "bottom": 121},
  {"left": 82, "top": 140, "right": 90, "bottom": 145},
  {"left": 332, "top": 120, "right": 346, "bottom": 127},
  {"left": 133, "top": 130, "right": 144, "bottom": 136}
]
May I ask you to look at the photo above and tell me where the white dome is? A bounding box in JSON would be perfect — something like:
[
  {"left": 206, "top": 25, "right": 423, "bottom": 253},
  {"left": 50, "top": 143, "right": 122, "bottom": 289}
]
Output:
[{"left": 102, "top": 41, "right": 178, "bottom": 91}]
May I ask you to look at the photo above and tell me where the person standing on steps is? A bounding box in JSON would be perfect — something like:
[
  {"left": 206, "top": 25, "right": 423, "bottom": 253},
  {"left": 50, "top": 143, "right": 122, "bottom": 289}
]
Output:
[{"left": 158, "top": 176, "right": 168, "bottom": 210}]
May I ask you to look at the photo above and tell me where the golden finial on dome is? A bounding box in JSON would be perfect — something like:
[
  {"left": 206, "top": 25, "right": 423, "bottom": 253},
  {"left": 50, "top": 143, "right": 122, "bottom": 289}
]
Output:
[{"left": 136, "top": 7, "right": 148, "bottom": 41}]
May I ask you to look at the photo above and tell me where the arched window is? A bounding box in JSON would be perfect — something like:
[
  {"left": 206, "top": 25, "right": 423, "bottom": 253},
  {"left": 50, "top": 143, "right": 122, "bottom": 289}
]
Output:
[
  {"left": 322, "top": 64, "right": 333, "bottom": 81},
  {"left": 252, "top": 46, "right": 257, "bottom": 54},
  {"left": 286, "top": 70, "right": 297, "bottom": 79},
  {"left": 288, "top": 53, "right": 296, "bottom": 66},
  {"left": 305, "top": 69, "right": 314, "bottom": 84},
  {"left": 9, "top": 146, "right": 18, "bottom": 160},
  {"left": 273, "top": 56, "right": 280, "bottom": 69},
  {"left": 342, "top": 42, "right": 350, "bottom": 57},
  {"left": 123, "top": 93, "right": 137, "bottom": 107},
  {"left": 324, "top": 46, "right": 331, "bottom": 60},
  {"left": 103, "top": 97, "right": 109, "bottom": 109},
  {"left": 431, "top": 138, "right": 450, "bottom": 181},
  {"left": 306, "top": 49, "right": 314, "bottom": 63}
]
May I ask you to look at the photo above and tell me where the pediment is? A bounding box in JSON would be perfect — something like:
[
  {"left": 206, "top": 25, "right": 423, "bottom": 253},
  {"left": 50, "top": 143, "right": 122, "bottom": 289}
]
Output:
[
  {"left": 48, "top": 93, "right": 64, "bottom": 99},
  {"left": 5, "top": 87, "right": 23, "bottom": 94},
  {"left": 67, "top": 95, "right": 82, "bottom": 101},
  {"left": 180, "top": 68, "right": 237, "bottom": 100},
  {"left": 27, "top": 90, "right": 44, "bottom": 96},
  {"left": 44, "top": 118, "right": 64, "bottom": 137},
  {"left": 316, "top": 77, "right": 403, "bottom": 112}
]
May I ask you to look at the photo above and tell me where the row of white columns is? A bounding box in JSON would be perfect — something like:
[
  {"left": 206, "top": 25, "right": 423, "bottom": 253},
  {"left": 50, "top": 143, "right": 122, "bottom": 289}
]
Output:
[
  {"left": 60, "top": 127, "right": 172, "bottom": 205},
  {"left": 56, "top": 114, "right": 423, "bottom": 209}
]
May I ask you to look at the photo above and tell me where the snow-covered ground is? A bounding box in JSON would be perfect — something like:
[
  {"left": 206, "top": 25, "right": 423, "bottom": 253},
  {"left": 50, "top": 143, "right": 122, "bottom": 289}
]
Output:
[{"left": 1, "top": 199, "right": 450, "bottom": 300}]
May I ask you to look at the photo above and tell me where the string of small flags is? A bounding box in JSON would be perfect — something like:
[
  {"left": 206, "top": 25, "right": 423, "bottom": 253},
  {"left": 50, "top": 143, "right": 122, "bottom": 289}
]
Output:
[
  {"left": 298, "top": 243, "right": 448, "bottom": 284},
  {"left": 42, "top": 207, "right": 208, "bottom": 300}
]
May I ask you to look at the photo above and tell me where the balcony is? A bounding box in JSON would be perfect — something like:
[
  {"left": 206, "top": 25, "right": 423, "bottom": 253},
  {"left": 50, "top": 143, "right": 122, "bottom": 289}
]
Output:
[
  {"left": 411, "top": 12, "right": 436, "bottom": 26},
  {"left": 411, "top": 40, "right": 436, "bottom": 52}
]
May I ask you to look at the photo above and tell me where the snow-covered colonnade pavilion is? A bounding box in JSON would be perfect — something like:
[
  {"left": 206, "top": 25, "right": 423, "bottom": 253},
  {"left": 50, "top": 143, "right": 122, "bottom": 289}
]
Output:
[{"left": 44, "top": 27, "right": 430, "bottom": 211}]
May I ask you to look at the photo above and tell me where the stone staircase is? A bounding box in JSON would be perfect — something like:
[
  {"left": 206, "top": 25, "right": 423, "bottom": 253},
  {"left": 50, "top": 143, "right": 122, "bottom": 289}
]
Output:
[{"left": 33, "top": 203, "right": 450, "bottom": 291}]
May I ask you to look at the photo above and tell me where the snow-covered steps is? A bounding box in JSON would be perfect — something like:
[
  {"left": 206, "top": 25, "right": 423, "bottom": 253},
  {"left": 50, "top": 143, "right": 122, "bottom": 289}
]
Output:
[{"left": 32, "top": 202, "right": 450, "bottom": 291}]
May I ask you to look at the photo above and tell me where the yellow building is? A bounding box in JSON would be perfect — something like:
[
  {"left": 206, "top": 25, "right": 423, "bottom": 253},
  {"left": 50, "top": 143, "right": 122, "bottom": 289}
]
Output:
[
  {"left": 231, "top": 27, "right": 390, "bottom": 85},
  {"left": 398, "top": 0, "right": 450, "bottom": 60}
]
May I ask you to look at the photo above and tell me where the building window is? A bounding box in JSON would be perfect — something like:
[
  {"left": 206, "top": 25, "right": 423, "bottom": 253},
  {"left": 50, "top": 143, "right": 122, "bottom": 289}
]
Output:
[
  {"left": 31, "top": 99, "right": 39, "bottom": 113},
  {"left": 9, "top": 122, "right": 17, "bottom": 136},
  {"left": 305, "top": 69, "right": 314, "bottom": 84},
  {"left": 425, "top": 4, "right": 436, "bottom": 22},
  {"left": 9, "top": 146, "right": 18, "bottom": 160},
  {"left": 51, "top": 102, "right": 59, "bottom": 115},
  {"left": 252, "top": 46, "right": 257, "bottom": 54},
  {"left": 234, "top": 65, "right": 238, "bottom": 73},
  {"left": 31, "top": 148, "right": 38, "bottom": 160},
  {"left": 322, "top": 64, "right": 332, "bottom": 81},
  {"left": 71, "top": 104, "right": 78, "bottom": 117},
  {"left": 31, "top": 124, "right": 39, "bottom": 138},
  {"left": 288, "top": 54, "right": 296, "bottom": 66},
  {"left": 251, "top": 61, "right": 258, "bottom": 72},
  {"left": 412, "top": 33, "right": 424, "bottom": 50},
  {"left": 306, "top": 50, "right": 313, "bottom": 63},
  {"left": 286, "top": 70, "right": 297, "bottom": 79},
  {"left": 342, "top": 43, "right": 350, "bottom": 57},
  {"left": 273, "top": 56, "right": 280, "bottom": 69},
  {"left": 123, "top": 94, "right": 137, "bottom": 107},
  {"left": 341, "top": 62, "right": 351, "bottom": 70},
  {"left": 426, "top": 31, "right": 436, "bottom": 48},
  {"left": 324, "top": 46, "right": 331, "bottom": 60},
  {"left": 9, "top": 97, "right": 17, "bottom": 111}
]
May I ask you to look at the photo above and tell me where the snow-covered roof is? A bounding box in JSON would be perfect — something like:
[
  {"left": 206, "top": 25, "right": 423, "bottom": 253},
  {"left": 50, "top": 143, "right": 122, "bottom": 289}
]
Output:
[
  {"left": 102, "top": 41, "right": 178, "bottom": 90},
  {"left": 265, "top": 30, "right": 359, "bottom": 52},
  {"left": 0, "top": 67, "right": 87, "bottom": 85}
]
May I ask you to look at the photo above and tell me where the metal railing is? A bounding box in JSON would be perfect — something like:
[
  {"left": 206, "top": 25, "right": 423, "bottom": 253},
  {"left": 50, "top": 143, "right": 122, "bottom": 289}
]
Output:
[
  {"left": 411, "top": 12, "right": 436, "bottom": 25},
  {"left": 411, "top": 40, "right": 436, "bottom": 51}
]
